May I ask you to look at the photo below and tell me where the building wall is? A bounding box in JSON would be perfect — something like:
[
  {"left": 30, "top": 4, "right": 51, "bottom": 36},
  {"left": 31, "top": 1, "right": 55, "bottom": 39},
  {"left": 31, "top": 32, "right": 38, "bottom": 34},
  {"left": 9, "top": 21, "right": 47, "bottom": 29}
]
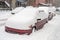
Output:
[
  {"left": 27, "top": 0, "right": 46, "bottom": 7},
  {"left": 36, "top": 0, "right": 46, "bottom": 5},
  {"left": 5, "top": 0, "right": 16, "bottom": 9},
  {"left": 53, "top": 0, "right": 60, "bottom": 7},
  {"left": 11, "top": 0, "right": 16, "bottom": 9},
  {"left": 0, "top": 0, "right": 11, "bottom": 4},
  {"left": 35, "top": 0, "right": 46, "bottom": 6},
  {"left": 5, "top": 0, "right": 11, "bottom": 6},
  {"left": 0, "top": 0, "right": 4, "bottom": 1}
]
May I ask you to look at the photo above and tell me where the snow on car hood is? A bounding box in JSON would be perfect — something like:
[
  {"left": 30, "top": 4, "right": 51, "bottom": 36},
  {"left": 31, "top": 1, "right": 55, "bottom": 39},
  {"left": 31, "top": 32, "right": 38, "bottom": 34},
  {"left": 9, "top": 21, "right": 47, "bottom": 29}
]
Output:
[{"left": 6, "top": 7, "right": 39, "bottom": 30}]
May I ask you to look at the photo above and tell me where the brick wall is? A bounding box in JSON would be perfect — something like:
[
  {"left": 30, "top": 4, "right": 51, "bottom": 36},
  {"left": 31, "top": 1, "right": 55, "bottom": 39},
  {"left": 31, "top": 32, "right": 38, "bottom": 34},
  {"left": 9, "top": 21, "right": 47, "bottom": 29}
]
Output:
[
  {"left": 53, "top": 0, "right": 60, "bottom": 7},
  {"left": 35, "top": 0, "right": 46, "bottom": 5}
]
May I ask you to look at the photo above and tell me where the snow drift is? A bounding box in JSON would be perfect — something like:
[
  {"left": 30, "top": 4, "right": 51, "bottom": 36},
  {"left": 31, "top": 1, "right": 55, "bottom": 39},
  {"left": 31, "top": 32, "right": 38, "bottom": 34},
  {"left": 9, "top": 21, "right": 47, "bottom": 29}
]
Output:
[{"left": 0, "top": 11, "right": 11, "bottom": 26}]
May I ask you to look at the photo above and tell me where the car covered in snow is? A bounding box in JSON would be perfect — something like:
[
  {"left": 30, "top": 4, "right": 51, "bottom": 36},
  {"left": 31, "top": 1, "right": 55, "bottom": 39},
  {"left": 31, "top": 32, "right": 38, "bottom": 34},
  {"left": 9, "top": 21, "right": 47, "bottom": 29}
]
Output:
[
  {"left": 5, "top": 6, "right": 49, "bottom": 35},
  {"left": 5, "top": 7, "right": 39, "bottom": 35}
]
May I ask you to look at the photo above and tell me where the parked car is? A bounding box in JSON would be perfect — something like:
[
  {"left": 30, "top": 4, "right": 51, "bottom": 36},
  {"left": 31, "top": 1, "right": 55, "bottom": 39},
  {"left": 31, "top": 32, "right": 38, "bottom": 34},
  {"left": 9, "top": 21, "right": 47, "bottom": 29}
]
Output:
[
  {"left": 5, "top": 6, "right": 49, "bottom": 35},
  {"left": 5, "top": 7, "right": 39, "bottom": 35}
]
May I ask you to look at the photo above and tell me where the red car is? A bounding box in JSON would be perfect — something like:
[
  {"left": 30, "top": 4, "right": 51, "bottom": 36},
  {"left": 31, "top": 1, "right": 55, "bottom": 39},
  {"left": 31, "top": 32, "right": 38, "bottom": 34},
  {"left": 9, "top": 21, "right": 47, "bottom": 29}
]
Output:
[
  {"left": 5, "top": 7, "right": 38, "bottom": 35},
  {"left": 5, "top": 7, "right": 49, "bottom": 35}
]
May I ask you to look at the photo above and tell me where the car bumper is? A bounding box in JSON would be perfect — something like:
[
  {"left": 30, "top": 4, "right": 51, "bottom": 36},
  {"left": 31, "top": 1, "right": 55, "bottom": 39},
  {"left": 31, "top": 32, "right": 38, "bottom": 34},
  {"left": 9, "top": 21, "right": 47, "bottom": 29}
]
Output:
[{"left": 5, "top": 26, "right": 33, "bottom": 35}]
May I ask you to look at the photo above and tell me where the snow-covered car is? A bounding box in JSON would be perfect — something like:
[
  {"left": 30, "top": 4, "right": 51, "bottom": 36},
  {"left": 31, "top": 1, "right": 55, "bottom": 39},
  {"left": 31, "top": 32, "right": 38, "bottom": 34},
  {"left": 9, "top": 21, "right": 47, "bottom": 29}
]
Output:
[
  {"left": 11, "top": 7, "right": 24, "bottom": 14},
  {"left": 5, "top": 6, "right": 49, "bottom": 35},
  {"left": 5, "top": 7, "right": 39, "bottom": 35}
]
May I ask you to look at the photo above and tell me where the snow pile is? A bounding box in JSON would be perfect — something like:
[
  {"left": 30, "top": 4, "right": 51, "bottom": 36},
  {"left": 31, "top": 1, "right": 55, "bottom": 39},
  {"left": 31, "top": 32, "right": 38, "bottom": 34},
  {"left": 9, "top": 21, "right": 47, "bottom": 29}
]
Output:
[
  {"left": 6, "top": 7, "right": 39, "bottom": 30},
  {"left": 26, "top": 6, "right": 33, "bottom": 8},
  {"left": 11, "top": 7, "right": 24, "bottom": 14},
  {"left": 37, "top": 7, "right": 49, "bottom": 20},
  {"left": 49, "top": 6, "right": 56, "bottom": 13},
  {"left": 28, "top": 15, "right": 60, "bottom": 40},
  {"left": 47, "top": 15, "right": 60, "bottom": 40},
  {"left": 0, "top": 11, "right": 11, "bottom": 19},
  {"left": 0, "top": 11, "right": 11, "bottom": 26},
  {"left": 48, "top": 15, "right": 60, "bottom": 25}
]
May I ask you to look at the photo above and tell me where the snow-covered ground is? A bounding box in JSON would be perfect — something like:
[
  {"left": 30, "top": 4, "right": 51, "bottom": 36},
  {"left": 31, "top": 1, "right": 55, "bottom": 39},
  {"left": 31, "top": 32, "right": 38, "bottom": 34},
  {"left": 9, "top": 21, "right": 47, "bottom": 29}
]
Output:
[
  {"left": 0, "top": 10, "right": 12, "bottom": 26},
  {"left": 0, "top": 10, "right": 60, "bottom": 40},
  {"left": 0, "top": 14, "right": 60, "bottom": 40}
]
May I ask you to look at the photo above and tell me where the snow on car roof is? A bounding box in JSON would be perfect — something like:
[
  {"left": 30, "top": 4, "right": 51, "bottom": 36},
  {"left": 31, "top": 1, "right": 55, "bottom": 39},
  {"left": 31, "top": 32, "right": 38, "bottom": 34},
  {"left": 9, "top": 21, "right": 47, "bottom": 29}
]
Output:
[
  {"left": 38, "top": 7, "right": 49, "bottom": 14},
  {"left": 37, "top": 7, "right": 49, "bottom": 20},
  {"left": 10, "top": 7, "right": 38, "bottom": 22}
]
